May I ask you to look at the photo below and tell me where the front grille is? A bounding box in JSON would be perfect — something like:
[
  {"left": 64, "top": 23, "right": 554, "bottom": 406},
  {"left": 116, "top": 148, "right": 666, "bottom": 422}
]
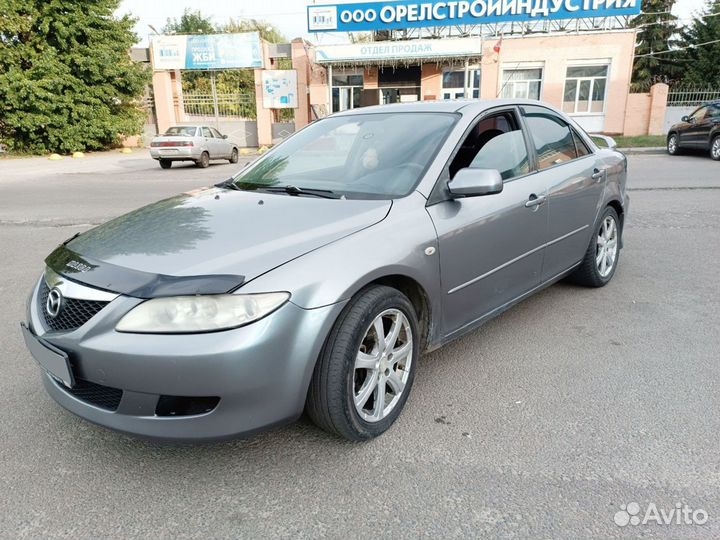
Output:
[
  {"left": 59, "top": 378, "right": 123, "bottom": 411},
  {"left": 38, "top": 280, "right": 109, "bottom": 332}
]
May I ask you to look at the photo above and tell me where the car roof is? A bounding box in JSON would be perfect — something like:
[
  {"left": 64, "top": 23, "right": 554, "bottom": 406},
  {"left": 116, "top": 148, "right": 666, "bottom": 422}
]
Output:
[{"left": 330, "top": 99, "right": 553, "bottom": 117}]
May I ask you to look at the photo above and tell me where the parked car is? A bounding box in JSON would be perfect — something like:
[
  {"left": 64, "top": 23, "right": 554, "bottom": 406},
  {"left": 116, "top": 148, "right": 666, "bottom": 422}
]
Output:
[
  {"left": 22, "top": 100, "right": 628, "bottom": 442},
  {"left": 149, "top": 125, "right": 239, "bottom": 169},
  {"left": 666, "top": 100, "right": 720, "bottom": 160}
]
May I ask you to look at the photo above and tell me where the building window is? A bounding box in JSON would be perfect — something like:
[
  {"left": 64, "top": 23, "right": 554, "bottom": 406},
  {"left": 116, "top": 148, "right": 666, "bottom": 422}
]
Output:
[
  {"left": 331, "top": 70, "right": 363, "bottom": 113},
  {"left": 442, "top": 69, "right": 480, "bottom": 100},
  {"left": 563, "top": 65, "right": 608, "bottom": 114},
  {"left": 500, "top": 68, "right": 542, "bottom": 100}
]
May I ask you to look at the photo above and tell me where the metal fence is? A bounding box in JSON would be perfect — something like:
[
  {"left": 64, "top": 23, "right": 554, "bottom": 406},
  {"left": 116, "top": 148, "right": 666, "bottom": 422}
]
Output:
[
  {"left": 181, "top": 92, "right": 256, "bottom": 120},
  {"left": 667, "top": 88, "right": 720, "bottom": 107}
]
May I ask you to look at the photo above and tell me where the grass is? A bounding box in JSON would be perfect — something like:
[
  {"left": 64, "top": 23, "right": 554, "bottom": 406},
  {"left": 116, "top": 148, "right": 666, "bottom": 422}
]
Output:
[{"left": 606, "top": 135, "right": 666, "bottom": 148}]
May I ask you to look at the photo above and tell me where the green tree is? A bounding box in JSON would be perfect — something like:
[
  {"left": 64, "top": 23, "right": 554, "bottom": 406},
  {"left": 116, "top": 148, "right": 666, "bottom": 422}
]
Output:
[
  {"left": 0, "top": 0, "right": 149, "bottom": 153},
  {"left": 678, "top": 0, "right": 720, "bottom": 86},
  {"left": 630, "top": 0, "right": 682, "bottom": 90},
  {"left": 163, "top": 9, "right": 216, "bottom": 35}
]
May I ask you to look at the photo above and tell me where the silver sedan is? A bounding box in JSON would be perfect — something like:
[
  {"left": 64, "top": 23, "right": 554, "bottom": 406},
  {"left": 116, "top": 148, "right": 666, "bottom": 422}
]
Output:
[
  {"left": 149, "top": 125, "right": 239, "bottom": 169},
  {"left": 22, "top": 100, "right": 628, "bottom": 441}
]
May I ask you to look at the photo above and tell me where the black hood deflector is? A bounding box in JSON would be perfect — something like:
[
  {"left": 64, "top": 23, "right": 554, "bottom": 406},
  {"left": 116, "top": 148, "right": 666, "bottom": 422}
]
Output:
[{"left": 45, "top": 244, "right": 245, "bottom": 299}]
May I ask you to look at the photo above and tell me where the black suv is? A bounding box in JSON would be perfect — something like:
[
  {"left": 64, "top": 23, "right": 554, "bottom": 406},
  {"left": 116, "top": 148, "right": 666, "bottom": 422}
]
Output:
[{"left": 667, "top": 101, "right": 720, "bottom": 160}]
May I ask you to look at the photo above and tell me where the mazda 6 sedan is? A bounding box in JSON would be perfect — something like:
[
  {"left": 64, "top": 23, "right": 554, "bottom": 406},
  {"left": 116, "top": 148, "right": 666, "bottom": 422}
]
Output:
[{"left": 22, "top": 100, "right": 628, "bottom": 442}]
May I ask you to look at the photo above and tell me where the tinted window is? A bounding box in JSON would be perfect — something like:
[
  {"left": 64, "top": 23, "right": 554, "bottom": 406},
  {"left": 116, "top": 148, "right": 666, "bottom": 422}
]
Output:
[
  {"left": 202, "top": 127, "right": 212, "bottom": 138},
  {"left": 571, "top": 129, "right": 592, "bottom": 157},
  {"left": 689, "top": 107, "right": 708, "bottom": 122},
  {"left": 469, "top": 130, "right": 530, "bottom": 180},
  {"left": 231, "top": 113, "right": 458, "bottom": 200},
  {"left": 710, "top": 105, "right": 720, "bottom": 118},
  {"left": 523, "top": 107, "right": 578, "bottom": 170}
]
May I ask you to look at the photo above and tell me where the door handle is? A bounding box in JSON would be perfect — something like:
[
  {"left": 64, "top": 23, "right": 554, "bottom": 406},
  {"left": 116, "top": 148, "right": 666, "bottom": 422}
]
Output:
[
  {"left": 525, "top": 194, "right": 546, "bottom": 208},
  {"left": 591, "top": 168, "right": 605, "bottom": 181}
]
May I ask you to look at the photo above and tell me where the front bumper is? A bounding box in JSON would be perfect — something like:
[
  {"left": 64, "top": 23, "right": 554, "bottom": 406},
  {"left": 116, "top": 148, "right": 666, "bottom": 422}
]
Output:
[{"left": 26, "top": 278, "right": 345, "bottom": 441}]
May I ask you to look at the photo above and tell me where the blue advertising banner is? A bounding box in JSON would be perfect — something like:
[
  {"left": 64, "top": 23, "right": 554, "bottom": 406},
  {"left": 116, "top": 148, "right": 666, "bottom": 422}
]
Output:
[
  {"left": 307, "top": 0, "right": 641, "bottom": 32},
  {"left": 151, "top": 33, "right": 264, "bottom": 70}
]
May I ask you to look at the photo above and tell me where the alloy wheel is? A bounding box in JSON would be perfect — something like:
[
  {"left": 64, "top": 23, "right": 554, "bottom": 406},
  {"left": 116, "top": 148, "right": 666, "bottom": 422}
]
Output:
[
  {"left": 596, "top": 215, "right": 618, "bottom": 278},
  {"left": 668, "top": 135, "right": 677, "bottom": 154},
  {"left": 353, "top": 309, "right": 413, "bottom": 423},
  {"left": 712, "top": 138, "right": 720, "bottom": 160}
]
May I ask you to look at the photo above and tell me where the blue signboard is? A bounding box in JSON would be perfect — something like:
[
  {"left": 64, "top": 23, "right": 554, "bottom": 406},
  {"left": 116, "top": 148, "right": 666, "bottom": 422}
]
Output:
[
  {"left": 308, "top": 0, "right": 641, "bottom": 32},
  {"left": 151, "top": 33, "right": 264, "bottom": 70}
]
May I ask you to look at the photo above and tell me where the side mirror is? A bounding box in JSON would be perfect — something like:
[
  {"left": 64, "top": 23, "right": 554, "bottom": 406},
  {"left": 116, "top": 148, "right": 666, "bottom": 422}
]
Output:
[
  {"left": 222, "top": 134, "right": 228, "bottom": 139},
  {"left": 681, "top": 115, "right": 689, "bottom": 122},
  {"left": 591, "top": 134, "right": 617, "bottom": 150},
  {"left": 448, "top": 168, "right": 503, "bottom": 198}
]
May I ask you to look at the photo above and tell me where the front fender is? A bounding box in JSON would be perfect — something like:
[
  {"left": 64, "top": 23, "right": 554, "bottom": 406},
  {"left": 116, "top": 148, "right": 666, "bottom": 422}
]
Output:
[{"left": 238, "top": 191, "right": 442, "bottom": 328}]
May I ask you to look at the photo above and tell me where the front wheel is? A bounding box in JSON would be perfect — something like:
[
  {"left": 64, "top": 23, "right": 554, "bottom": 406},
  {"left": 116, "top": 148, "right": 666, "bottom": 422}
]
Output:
[
  {"left": 667, "top": 133, "right": 681, "bottom": 155},
  {"left": 306, "top": 285, "right": 420, "bottom": 441},
  {"left": 710, "top": 135, "right": 720, "bottom": 161},
  {"left": 196, "top": 151, "right": 210, "bottom": 168},
  {"left": 229, "top": 147, "right": 239, "bottom": 164},
  {"left": 570, "top": 207, "right": 621, "bottom": 287}
]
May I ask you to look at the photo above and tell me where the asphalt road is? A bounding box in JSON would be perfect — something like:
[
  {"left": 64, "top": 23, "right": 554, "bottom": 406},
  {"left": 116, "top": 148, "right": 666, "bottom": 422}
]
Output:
[{"left": 1, "top": 150, "right": 719, "bottom": 539}]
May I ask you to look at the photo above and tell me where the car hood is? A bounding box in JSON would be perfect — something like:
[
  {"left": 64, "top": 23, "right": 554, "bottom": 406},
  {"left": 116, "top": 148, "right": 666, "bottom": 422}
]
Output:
[{"left": 60, "top": 187, "right": 391, "bottom": 292}]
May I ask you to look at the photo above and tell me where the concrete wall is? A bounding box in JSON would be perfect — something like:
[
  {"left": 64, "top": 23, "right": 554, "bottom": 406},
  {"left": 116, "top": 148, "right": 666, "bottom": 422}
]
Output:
[{"left": 664, "top": 106, "right": 696, "bottom": 133}]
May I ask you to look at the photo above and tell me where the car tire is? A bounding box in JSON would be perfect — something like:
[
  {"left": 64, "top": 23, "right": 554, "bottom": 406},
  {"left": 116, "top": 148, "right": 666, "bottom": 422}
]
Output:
[
  {"left": 159, "top": 159, "right": 172, "bottom": 169},
  {"left": 196, "top": 152, "right": 210, "bottom": 168},
  {"left": 667, "top": 133, "right": 682, "bottom": 155},
  {"left": 710, "top": 135, "right": 720, "bottom": 161},
  {"left": 306, "top": 285, "right": 420, "bottom": 441},
  {"left": 570, "top": 206, "right": 621, "bottom": 288},
  {"left": 229, "top": 147, "right": 239, "bottom": 164}
]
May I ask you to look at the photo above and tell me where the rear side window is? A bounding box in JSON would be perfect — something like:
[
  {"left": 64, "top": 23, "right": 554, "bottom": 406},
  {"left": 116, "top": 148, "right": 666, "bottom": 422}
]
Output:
[
  {"left": 522, "top": 106, "right": 578, "bottom": 170},
  {"left": 571, "top": 128, "right": 592, "bottom": 157}
]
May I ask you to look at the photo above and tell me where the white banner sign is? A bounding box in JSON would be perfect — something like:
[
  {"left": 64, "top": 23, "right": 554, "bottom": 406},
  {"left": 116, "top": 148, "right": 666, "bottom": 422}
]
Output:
[
  {"left": 315, "top": 37, "right": 482, "bottom": 63},
  {"left": 262, "top": 70, "right": 299, "bottom": 109}
]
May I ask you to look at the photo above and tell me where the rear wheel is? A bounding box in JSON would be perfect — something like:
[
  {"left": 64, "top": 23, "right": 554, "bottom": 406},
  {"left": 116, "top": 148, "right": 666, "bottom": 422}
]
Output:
[
  {"left": 667, "top": 133, "right": 681, "bottom": 155},
  {"left": 570, "top": 207, "right": 620, "bottom": 287},
  {"left": 196, "top": 151, "right": 210, "bottom": 168},
  {"left": 306, "top": 285, "right": 419, "bottom": 441},
  {"left": 711, "top": 135, "right": 720, "bottom": 161},
  {"left": 159, "top": 159, "right": 172, "bottom": 169},
  {"left": 229, "top": 147, "right": 239, "bottom": 164}
]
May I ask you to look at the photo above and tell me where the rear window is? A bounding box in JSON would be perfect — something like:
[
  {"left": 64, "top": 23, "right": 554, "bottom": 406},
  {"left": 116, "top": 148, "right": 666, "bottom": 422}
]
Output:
[{"left": 164, "top": 127, "right": 197, "bottom": 136}]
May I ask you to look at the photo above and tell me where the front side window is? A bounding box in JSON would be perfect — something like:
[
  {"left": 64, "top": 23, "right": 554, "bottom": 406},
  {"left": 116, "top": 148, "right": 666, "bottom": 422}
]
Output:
[
  {"left": 449, "top": 111, "right": 530, "bottom": 180},
  {"left": 563, "top": 65, "right": 608, "bottom": 114},
  {"left": 522, "top": 106, "right": 578, "bottom": 170},
  {"left": 202, "top": 127, "right": 213, "bottom": 138},
  {"left": 230, "top": 113, "right": 458, "bottom": 200},
  {"left": 210, "top": 128, "right": 223, "bottom": 138},
  {"left": 688, "top": 107, "right": 708, "bottom": 122},
  {"left": 571, "top": 128, "right": 592, "bottom": 157},
  {"left": 500, "top": 69, "right": 542, "bottom": 100},
  {"left": 709, "top": 105, "right": 720, "bottom": 118}
]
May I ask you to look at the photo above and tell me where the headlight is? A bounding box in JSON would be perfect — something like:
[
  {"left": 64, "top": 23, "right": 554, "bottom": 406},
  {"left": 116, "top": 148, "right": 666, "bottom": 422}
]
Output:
[{"left": 115, "top": 293, "right": 290, "bottom": 334}]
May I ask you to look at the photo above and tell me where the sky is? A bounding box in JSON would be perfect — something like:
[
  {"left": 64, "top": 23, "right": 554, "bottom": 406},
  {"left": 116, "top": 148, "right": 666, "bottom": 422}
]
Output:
[{"left": 117, "top": 0, "right": 710, "bottom": 47}]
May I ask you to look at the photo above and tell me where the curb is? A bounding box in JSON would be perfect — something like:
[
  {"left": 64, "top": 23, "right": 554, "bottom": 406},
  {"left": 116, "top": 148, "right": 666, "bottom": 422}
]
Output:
[{"left": 618, "top": 147, "right": 666, "bottom": 155}]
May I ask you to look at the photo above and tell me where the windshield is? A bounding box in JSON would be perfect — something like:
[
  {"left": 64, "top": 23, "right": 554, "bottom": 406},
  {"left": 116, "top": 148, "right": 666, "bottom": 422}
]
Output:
[
  {"left": 229, "top": 112, "right": 458, "bottom": 200},
  {"left": 164, "top": 126, "right": 197, "bottom": 136}
]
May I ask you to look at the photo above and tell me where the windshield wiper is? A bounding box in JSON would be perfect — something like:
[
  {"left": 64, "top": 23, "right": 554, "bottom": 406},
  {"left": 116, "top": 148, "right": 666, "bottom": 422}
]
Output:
[
  {"left": 256, "top": 185, "right": 341, "bottom": 199},
  {"left": 215, "top": 178, "right": 241, "bottom": 190}
]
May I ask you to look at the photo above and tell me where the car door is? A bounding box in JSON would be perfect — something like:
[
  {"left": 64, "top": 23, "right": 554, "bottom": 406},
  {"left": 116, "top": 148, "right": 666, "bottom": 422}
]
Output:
[
  {"left": 519, "top": 105, "right": 606, "bottom": 280},
  {"left": 201, "top": 127, "right": 216, "bottom": 157},
  {"left": 426, "top": 107, "right": 550, "bottom": 338},
  {"left": 682, "top": 106, "right": 709, "bottom": 147},
  {"left": 211, "top": 128, "right": 231, "bottom": 158}
]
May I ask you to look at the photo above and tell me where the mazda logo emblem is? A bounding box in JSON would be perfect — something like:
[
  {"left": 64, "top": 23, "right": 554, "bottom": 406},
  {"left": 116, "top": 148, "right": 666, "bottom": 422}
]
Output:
[{"left": 46, "top": 288, "right": 63, "bottom": 318}]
